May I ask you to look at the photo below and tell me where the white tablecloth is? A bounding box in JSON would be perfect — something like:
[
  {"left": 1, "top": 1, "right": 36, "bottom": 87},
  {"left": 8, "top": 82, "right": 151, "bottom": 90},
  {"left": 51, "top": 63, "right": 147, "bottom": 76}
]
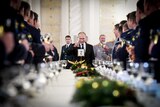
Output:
[
  {"left": 27, "top": 69, "right": 160, "bottom": 107},
  {"left": 28, "top": 70, "right": 78, "bottom": 107}
]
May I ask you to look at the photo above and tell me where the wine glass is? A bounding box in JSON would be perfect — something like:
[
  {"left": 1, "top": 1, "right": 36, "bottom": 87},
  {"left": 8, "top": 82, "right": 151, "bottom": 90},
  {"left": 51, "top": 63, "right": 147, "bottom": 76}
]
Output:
[
  {"left": 139, "top": 62, "right": 154, "bottom": 92},
  {"left": 92, "top": 60, "right": 98, "bottom": 68},
  {"left": 130, "top": 63, "right": 141, "bottom": 89},
  {"left": 52, "top": 61, "right": 61, "bottom": 81},
  {"left": 126, "top": 62, "right": 136, "bottom": 86},
  {"left": 61, "top": 60, "right": 67, "bottom": 69}
]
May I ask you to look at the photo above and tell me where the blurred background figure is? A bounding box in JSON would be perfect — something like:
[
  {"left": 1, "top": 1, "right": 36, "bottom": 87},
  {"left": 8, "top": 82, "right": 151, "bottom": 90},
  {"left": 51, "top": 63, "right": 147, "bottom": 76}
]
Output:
[
  {"left": 122, "top": 22, "right": 129, "bottom": 33},
  {"left": 94, "top": 34, "right": 112, "bottom": 61},
  {"left": 0, "top": 30, "right": 15, "bottom": 68},
  {"left": 47, "top": 40, "right": 59, "bottom": 61},
  {"left": 112, "top": 24, "right": 121, "bottom": 60},
  {"left": 33, "top": 12, "right": 41, "bottom": 31},
  {"left": 28, "top": 10, "right": 34, "bottom": 26},
  {"left": 41, "top": 33, "right": 59, "bottom": 62},
  {"left": 134, "top": 0, "right": 160, "bottom": 62}
]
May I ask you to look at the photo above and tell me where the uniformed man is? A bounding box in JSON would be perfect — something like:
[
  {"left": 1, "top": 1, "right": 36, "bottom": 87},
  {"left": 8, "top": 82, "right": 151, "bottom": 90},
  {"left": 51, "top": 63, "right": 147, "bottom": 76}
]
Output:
[
  {"left": 0, "top": 23, "right": 15, "bottom": 68},
  {"left": 134, "top": 0, "right": 160, "bottom": 82},
  {"left": 112, "top": 24, "right": 122, "bottom": 60},
  {"left": 60, "top": 35, "right": 74, "bottom": 68},
  {"left": 115, "top": 12, "right": 137, "bottom": 69},
  {"left": 0, "top": 0, "right": 30, "bottom": 65},
  {"left": 123, "top": 0, "right": 145, "bottom": 62},
  {"left": 19, "top": 1, "right": 50, "bottom": 64},
  {"left": 94, "top": 34, "right": 112, "bottom": 61},
  {"left": 134, "top": 0, "right": 160, "bottom": 62}
]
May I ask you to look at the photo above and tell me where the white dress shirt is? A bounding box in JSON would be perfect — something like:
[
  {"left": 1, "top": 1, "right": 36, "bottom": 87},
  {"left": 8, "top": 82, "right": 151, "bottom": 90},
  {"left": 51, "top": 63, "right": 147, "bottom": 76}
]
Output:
[{"left": 80, "top": 43, "right": 86, "bottom": 51}]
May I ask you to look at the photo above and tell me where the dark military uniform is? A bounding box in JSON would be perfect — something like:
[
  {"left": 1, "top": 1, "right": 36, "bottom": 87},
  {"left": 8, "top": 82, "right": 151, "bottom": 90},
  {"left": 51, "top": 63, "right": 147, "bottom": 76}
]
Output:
[
  {"left": 149, "top": 28, "right": 160, "bottom": 60},
  {"left": 23, "top": 21, "right": 42, "bottom": 44},
  {"left": 134, "top": 10, "right": 160, "bottom": 62},
  {"left": 25, "top": 51, "right": 33, "bottom": 64},
  {"left": 115, "top": 29, "right": 138, "bottom": 69},
  {"left": 0, "top": 5, "right": 32, "bottom": 65},
  {"left": 134, "top": 10, "right": 160, "bottom": 82},
  {"left": 0, "top": 4, "right": 29, "bottom": 66},
  {"left": 31, "top": 43, "right": 45, "bottom": 64},
  {"left": 0, "top": 41, "right": 6, "bottom": 69},
  {"left": 60, "top": 44, "right": 74, "bottom": 60},
  {"left": 9, "top": 44, "right": 28, "bottom": 63},
  {"left": 112, "top": 37, "right": 121, "bottom": 60},
  {"left": 60, "top": 44, "right": 75, "bottom": 68},
  {"left": 121, "top": 28, "right": 139, "bottom": 46},
  {"left": 22, "top": 17, "right": 45, "bottom": 64}
]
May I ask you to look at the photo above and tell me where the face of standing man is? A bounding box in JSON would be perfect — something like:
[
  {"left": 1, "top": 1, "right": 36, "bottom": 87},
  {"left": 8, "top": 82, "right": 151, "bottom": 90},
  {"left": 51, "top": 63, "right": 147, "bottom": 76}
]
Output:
[
  {"left": 99, "top": 35, "right": 106, "bottom": 44},
  {"left": 78, "top": 32, "right": 86, "bottom": 44},
  {"left": 65, "top": 36, "right": 71, "bottom": 44}
]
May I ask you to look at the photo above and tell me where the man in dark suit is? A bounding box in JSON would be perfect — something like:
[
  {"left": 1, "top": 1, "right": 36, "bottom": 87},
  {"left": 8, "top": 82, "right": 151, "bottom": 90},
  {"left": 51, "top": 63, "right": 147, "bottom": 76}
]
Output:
[
  {"left": 71, "top": 32, "right": 95, "bottom": 66},
  {"left": 60, "top": 35, "right": 74, "bottom": 68}
]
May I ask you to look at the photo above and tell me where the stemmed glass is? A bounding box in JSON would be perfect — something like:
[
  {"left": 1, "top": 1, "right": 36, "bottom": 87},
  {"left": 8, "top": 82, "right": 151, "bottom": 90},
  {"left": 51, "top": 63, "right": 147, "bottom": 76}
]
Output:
[
  {"left": 139, "top": 62, "right": 154, "bottom": 92},
  {"left": 103, "top": 61, "right": 113, "bottom": 79},
  {"left": 52, "top": 61, "right": 61, "bottom": 81},
  {"left": 60, "top": 60, "right": 67, "bottom": 69},
  {"left": 33, "top": 63, "right": 48, "bottom": 91},
  {"left": 92, "top": 60, "right": 98, "bottom": 68}
]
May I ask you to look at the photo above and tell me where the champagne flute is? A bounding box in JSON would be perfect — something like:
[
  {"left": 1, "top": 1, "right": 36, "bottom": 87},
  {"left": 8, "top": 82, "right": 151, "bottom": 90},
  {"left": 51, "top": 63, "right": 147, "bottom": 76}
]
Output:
[
  {"left": 61, "top": 60, "right": 67, "bottom": 69},
  {"left": 92, "top": 60, "right": 98, "bottom": 68},
  {"left": 142, "top": 63, "right": 155, "bottom": 92}
]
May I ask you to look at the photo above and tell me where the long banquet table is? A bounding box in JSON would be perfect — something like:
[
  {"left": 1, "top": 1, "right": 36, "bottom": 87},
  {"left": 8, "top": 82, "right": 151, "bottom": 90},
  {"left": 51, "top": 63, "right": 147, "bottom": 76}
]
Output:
[
  {"left": 27, "top": 69, "right": 78, "bottom": 107},
  {"left": 27, "top": 69, "right": 160, "bottom": 107}
]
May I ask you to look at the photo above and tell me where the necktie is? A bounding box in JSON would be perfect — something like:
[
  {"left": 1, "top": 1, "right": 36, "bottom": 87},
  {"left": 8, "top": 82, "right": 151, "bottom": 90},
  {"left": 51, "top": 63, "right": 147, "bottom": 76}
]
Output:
[
  {"left": 66, "top": 44, "right": 69, "bottom": 48},
  {"left": 81, "top": 44, "right": 84, "bottom": 49},
  {"left": 117, "top": 38, "right": 119, "bottom": 41}
]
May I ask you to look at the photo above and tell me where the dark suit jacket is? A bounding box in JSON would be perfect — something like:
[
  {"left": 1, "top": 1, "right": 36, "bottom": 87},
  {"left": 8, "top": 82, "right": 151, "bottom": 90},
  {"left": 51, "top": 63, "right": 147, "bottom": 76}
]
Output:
[{"left": 70, "top": 43, "right": 95, "bottom": 66}]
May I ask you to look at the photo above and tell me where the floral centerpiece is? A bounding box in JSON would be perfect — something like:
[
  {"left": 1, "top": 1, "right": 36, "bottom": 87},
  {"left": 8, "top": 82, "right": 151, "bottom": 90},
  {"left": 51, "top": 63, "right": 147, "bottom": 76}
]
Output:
[
  {"left": 71, "top": 78, "right": 141, "bottom": 107},
  {"left": 68, "top": 60, "right": 100, "bottom": 77}
]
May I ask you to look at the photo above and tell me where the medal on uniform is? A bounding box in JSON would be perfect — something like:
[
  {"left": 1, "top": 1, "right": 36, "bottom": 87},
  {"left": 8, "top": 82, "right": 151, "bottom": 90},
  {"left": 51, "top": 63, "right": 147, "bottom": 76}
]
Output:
[{"left": 154, "top": 34, "right": 158, "bottom": 44}]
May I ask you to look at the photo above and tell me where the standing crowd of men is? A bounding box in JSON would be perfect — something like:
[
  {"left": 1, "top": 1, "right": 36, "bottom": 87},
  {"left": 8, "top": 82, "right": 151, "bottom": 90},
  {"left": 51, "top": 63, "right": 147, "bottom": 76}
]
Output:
[
  {"left": 0, "top": 0, "right": 160, "bottom": 75},
  {"left": 111, "top": 0, "right": 160, "bottom": 81},
  {"left": 60, "top": 0, "right": 160, "bottom": 82},
  {"left": 112, "top": 0, "right": 160, "bottom": 64},
  {"left": 0, "top": 0, "right": 61, "bottom": 69}
]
